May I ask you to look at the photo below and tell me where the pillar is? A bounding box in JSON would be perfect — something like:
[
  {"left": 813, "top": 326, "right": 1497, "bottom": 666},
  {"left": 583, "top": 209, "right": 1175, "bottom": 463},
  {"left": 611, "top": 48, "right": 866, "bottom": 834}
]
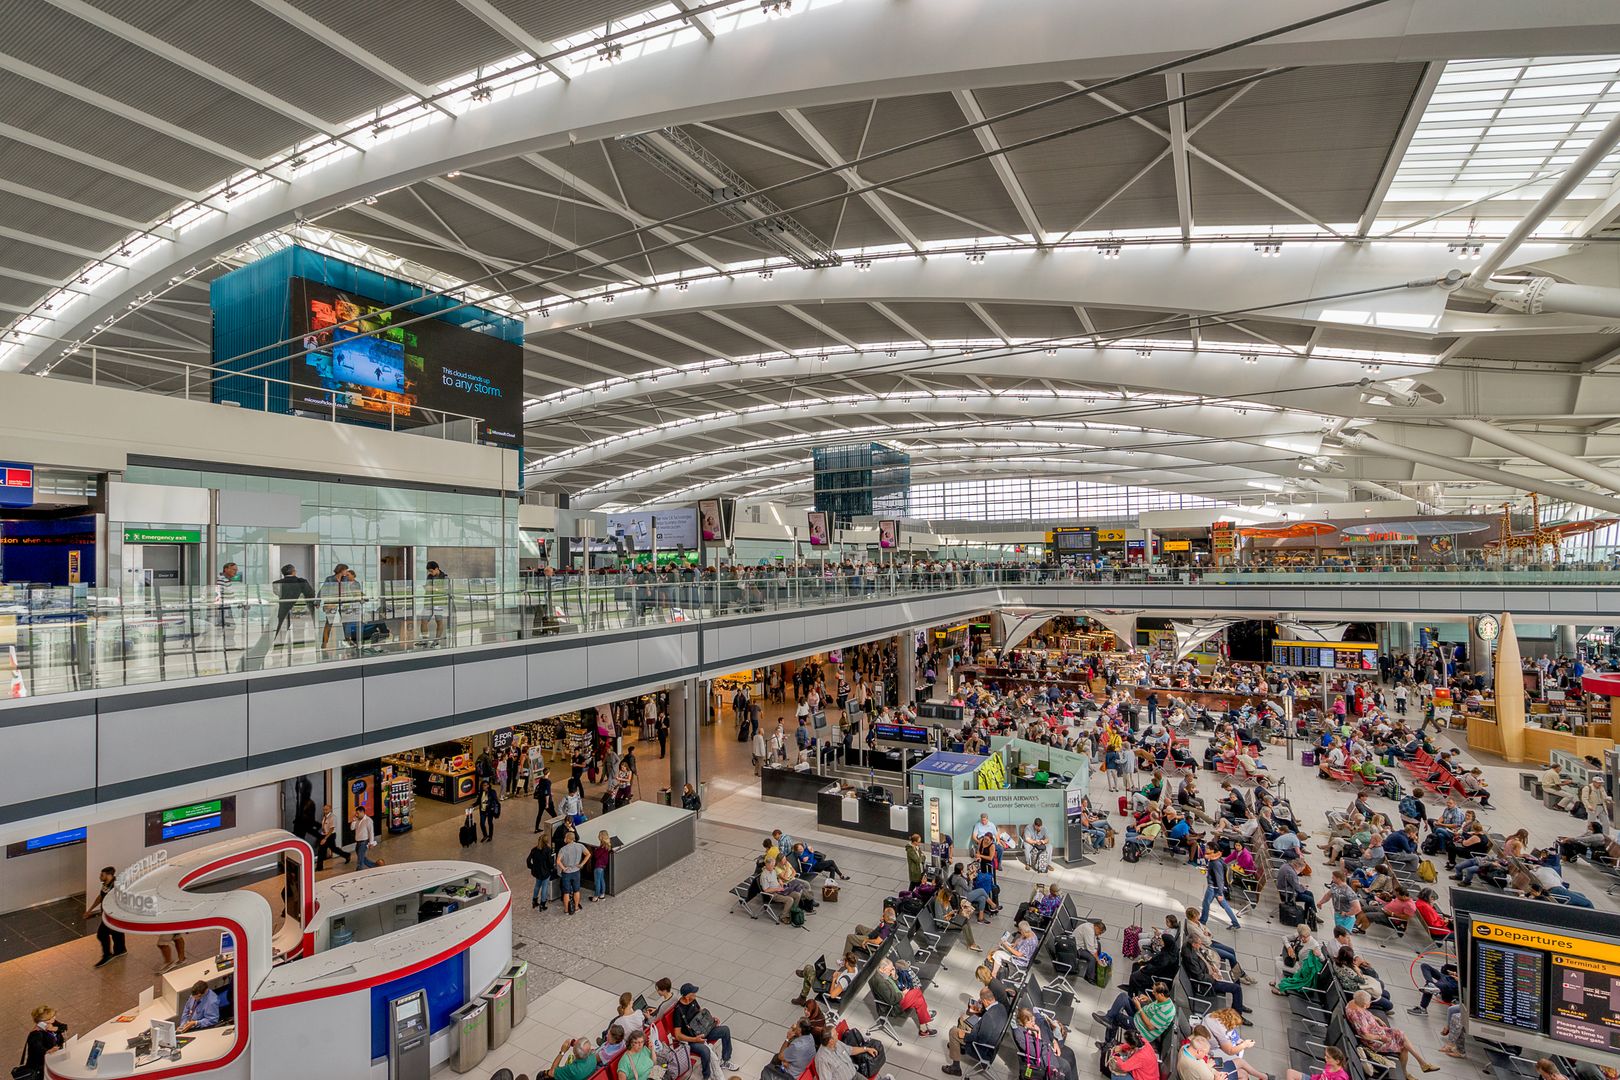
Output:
[
  {"left": 667, "top": 678, "right": 700, "bottom": 801},
  {"left": 1404, "top": 622, "right": 1418, "bottom": 653},
  {"left": 1468, "top": 617, "right": 1495, "bottom": 684},
  {"left": 1495, "top": 613, "right": 1526, "bottom": 763},
  {"left": 895, "top": 632, "right": 916, "bottom": 708},
  {"left": 1557, "top": 624, "right": 1578, "bottom": 658}
]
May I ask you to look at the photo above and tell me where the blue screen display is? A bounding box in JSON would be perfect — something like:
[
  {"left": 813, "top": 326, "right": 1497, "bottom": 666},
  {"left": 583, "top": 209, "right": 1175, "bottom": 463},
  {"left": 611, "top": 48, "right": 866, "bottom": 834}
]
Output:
[
  {"left": 23, "top": 827, "right": 87, "bottom": 854},
  {"left": 162, "top": 814, "right": 222, "bottom": 841}
]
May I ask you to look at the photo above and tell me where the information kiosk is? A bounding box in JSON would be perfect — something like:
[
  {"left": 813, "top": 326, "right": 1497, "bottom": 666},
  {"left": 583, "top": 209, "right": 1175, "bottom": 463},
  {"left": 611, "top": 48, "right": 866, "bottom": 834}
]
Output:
[{"left": 46, "top": 830, "right": 512, "bottom": 1080}]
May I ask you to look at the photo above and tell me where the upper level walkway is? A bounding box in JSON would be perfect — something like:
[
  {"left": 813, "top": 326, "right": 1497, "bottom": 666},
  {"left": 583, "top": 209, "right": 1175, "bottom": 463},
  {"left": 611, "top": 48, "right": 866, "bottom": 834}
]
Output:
[{"left": 2, "top": 566, "right": 1615, "bottom": 839}]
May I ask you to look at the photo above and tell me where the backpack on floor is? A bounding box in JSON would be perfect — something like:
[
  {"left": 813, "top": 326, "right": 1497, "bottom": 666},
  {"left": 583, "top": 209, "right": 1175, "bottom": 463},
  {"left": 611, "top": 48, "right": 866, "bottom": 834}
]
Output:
[{"left": 790, "top": 906, "right": 807, "bottom": 928}]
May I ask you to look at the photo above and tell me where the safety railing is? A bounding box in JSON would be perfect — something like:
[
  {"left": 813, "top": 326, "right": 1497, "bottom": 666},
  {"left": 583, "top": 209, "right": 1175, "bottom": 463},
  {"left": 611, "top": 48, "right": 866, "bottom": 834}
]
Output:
[{"left": 2, "top": 563, "right": 1616, "bottom": 699}]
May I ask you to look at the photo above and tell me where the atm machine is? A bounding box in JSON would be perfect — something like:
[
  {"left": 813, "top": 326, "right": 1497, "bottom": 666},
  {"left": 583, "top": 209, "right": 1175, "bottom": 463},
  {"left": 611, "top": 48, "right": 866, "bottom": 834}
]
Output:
[{"left": 388, "top": 990, "right": 431, "bottom": 1080}]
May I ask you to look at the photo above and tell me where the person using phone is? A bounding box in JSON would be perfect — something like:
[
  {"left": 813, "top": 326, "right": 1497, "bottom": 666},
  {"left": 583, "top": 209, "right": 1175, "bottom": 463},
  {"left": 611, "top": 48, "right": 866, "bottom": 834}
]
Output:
[{"left": 20, "top": 1005, "right": 67, "bottom": 1080}]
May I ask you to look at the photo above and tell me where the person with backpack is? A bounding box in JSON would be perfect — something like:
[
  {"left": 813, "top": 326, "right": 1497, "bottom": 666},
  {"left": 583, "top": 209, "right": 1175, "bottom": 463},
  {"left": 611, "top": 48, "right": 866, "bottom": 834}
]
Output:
[{"left": 527, "top": 834, "right": 556, "bottom": 910}]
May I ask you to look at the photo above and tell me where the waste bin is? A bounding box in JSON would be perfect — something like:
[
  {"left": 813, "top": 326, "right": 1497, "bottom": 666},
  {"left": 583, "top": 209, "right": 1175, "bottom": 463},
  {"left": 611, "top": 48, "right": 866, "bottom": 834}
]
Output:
[
  {"left": 506, "top": 962, "right": 530, "bottom": 1027},
  {"left": 658, "top": 787, "right": 672, "bottom": 806},
  {"left": 482, "top": 978, "right": 514, "bottom": 1049},
  {"left": 449, "top": 999, "right": 489, "bottom": 1073}
]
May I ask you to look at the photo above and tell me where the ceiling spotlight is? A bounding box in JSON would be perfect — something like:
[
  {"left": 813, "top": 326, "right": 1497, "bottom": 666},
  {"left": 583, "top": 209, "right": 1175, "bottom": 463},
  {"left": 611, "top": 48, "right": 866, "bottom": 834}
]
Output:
[
  {"left": 538, "top": 306, "right": 550, "bottom": 318},
  {"left": 884, "top": 348, "right": 898, "bottom": 358},
  {"left": 1098, "top": 243, "right": 1121, "bottom": 260},
  {"left": 597, "top": 41, "right": 624, "bottom": 62},
  {"left": 756, "top": 359, "right": 768, "bottom": 368},
  {"left": 470, "top": 85, "right": 493, "bottom": 103},
  {"left": 1135, "top": 347, "right": 1152, "bottom": 357},
  {"left": 371, "top": 122, "right": 391, "bottom": 138},
  {"left": 817, "top": 352, "right": 828, "bottom": 363},
  {"left": 675, "top": 279, "right": 689, "bottom": 291},
  {"left": 447, "top": 170, "right": 462, "bottom": 179},
  {"left": 602, "top": 292, "right": 615, "bottom": 304},
  {"left": 854, "top": 257, "right": 872, "bottom": 272},
  {"left": 363, "top": 194, "right": 379, "bottom": 205},
  {"left": 1447, "top": 241, "right": 1484, "bottom": 260},
  {"left": 759, "top": 267, "right": 774, "bottom": 280},
  {"left": 1241, "top": 352, "right": 1258, "bottom": 365},
  {"left": 1362, "top": 362, "right": 1382, "bottom": 374},
  {"left": 760, "top": 0, "right": 792, "bottom": 15},
  {"left": 966, "top": 249, "right": 985, "bottom": 264},
  {"left": 1254, "top": 241, "right": 1282, "bottom": 258},
  {"left": 1044, "top": 348, "right": 1057, "bottom": 356}
]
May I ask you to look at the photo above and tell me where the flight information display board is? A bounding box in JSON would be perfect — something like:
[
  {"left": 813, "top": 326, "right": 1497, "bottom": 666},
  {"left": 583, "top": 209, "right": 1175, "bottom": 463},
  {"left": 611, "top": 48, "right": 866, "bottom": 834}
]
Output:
[
  {"left": 1270, "top": 640, "right": 1379, "bottom": 670},
  {"left": 1472, "top": 938, "right": 1544, "bottom": 1033},
  {"left": 1466, "top": 918, "right": 1620, "bottom": 1056}
]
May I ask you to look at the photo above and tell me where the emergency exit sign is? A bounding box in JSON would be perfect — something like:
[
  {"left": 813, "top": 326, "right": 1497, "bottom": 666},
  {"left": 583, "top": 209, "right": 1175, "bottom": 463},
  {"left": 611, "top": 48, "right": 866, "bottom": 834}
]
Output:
[{"left": 0, "top": 463, "right": 34, "bottom": 508}]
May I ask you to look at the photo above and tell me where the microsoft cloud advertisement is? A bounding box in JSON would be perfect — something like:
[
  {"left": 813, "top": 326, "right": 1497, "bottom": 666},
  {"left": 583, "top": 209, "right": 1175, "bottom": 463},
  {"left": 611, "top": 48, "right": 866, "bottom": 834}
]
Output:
[{"left": 288, "top": 277, "right": 522, "bottom": 445}]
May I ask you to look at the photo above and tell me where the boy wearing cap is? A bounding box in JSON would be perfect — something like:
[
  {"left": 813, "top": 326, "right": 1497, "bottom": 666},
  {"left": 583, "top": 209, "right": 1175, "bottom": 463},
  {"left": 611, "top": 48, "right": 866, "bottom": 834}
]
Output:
[{"left": 671, "top": 983, "right": 738, "bottom": 1077}]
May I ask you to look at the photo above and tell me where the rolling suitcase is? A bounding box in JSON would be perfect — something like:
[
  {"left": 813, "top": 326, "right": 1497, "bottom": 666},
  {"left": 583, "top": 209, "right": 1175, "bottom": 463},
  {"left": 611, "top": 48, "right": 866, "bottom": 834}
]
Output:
[
  {"left": 459, "top": 820, "right": 477, "bottom": 847},
  {"left": 1118, "top": 795, "right": 1129, "bottom": 815}
]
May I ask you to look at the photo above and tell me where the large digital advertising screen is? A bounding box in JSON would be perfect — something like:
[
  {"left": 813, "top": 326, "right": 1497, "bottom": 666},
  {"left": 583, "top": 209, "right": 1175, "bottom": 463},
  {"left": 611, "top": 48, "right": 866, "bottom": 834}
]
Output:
[{"left": 288, "top": 277, "right": 522, "bottom": 445}]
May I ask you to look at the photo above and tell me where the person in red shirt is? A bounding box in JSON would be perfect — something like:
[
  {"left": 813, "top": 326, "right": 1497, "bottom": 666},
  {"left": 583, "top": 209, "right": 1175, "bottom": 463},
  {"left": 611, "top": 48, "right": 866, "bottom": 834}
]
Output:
[
  {"left": 1108, "top": 1031, "right": 1159, "bottom": 1080},
  {"left": 1413, "top": 888, "right": 1451, "bottom": 939}
]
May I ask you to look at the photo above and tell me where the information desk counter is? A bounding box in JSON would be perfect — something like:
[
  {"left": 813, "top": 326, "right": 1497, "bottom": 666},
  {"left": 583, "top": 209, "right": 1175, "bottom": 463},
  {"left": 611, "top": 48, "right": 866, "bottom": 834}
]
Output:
[
  {"left": 761, "top": 765, "right": 829, "bottom": 805},
  {"left": 1466, "top": 717, "right": 1613, "bottom": 765},
  {"left": 48, "top": 838, "right": 513, "bottom": 1080},
  {"left": 588, "top": 801, "right": 695, "bottom": 897},
  {"left": 815, "top": 784, "right": 927, "bottom": 844}
]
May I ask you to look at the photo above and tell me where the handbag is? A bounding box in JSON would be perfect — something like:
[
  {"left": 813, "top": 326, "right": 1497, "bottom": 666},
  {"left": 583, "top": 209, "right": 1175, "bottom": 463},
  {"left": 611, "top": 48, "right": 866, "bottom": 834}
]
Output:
[
  {"left": 689, "top": 1008, "right": 718, "bottom": 1039},
  {"left": 822, "top": 883, "right": 840, "bottom": 903}
]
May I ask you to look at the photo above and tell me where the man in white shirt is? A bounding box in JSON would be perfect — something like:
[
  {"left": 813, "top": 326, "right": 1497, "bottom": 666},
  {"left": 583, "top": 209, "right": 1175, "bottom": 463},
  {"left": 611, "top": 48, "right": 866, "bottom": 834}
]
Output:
[
  {"left": 972, "top": 814, "right": 996, "bottom": 842},
  {"left": 350, "top": 807, "right": 379, "bottom": 869}
]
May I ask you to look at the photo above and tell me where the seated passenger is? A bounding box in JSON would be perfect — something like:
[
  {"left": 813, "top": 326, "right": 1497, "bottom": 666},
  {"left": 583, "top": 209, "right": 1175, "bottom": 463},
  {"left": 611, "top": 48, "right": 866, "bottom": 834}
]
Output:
[{"left": 178, "top": 981, "right": 220, "bottom": 1033}]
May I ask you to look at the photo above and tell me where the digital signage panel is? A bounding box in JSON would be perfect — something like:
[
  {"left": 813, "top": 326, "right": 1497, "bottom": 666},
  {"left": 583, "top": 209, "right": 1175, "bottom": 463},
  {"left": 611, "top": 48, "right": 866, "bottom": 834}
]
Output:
[{"left": 288, "top": 277, "right": 522, "bottom": 445}]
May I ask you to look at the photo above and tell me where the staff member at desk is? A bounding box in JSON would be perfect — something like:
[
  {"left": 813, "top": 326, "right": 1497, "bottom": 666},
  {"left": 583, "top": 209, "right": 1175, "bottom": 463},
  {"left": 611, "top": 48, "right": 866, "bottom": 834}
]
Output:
[{"left": 178, "top": 980, "right": 220, "bottom": 1033}]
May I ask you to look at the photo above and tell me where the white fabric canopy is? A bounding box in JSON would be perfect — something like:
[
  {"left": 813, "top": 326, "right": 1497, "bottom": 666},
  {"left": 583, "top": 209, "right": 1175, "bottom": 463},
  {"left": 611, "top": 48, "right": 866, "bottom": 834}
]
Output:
[
  {"left": 1277, "top": 621, "right": 1351, "bottom": 642},
  {"left": 1171, "top": 617, "right": 1238, "bottom": 661}
]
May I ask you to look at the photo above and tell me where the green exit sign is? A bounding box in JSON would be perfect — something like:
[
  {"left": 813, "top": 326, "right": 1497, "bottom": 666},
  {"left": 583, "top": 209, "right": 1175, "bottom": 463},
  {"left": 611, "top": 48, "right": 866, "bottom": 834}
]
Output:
[{"left": 123, "top": 528, "right": 202, "bottom": 544}]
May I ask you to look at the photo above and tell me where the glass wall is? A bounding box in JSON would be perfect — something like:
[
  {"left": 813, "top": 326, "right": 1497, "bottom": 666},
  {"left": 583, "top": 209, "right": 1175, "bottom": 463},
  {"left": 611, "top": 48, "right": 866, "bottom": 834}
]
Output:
[
  {"left": 113, "top": 464, "right": 517, "bottom": 593},
  {"left": 906, "top": 478, "right": 1224, "bottom": 521}
]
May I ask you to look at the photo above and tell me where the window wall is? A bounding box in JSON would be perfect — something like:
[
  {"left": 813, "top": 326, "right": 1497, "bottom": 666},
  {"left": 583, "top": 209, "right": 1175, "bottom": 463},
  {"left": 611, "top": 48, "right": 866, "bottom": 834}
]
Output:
[{"left": 906, "top": 479, "right": 1223, "bottom": 522}]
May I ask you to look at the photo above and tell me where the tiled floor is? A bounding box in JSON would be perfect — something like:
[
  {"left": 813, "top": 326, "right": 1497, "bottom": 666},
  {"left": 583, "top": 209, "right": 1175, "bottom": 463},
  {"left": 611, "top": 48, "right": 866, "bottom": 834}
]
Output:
[{"left": 3, "top": 707, "right": 1608, "bottom": 1080}]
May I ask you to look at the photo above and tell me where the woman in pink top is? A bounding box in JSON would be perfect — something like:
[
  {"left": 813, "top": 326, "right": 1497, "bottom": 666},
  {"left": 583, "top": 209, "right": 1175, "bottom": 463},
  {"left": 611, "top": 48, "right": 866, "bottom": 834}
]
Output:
[
  {"left": 1286, "top": 1045, "right": 1350, "bottom": 1080},
  {"left": 1110, "top": 1031, "right": 1160, "bottom": 1080}
]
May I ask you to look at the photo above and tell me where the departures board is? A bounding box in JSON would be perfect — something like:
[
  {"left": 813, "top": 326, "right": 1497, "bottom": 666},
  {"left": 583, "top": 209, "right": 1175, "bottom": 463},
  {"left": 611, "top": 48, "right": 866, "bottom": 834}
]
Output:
[{"left": 1466, "top": 917, "right": 1620, "bottom": 1055}]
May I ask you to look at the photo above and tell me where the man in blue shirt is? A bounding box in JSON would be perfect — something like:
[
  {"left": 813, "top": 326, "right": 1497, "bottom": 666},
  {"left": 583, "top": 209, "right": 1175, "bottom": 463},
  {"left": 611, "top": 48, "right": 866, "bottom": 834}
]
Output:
[{"left": 178, "top": 981, "right": 220, "bottom": 1033}]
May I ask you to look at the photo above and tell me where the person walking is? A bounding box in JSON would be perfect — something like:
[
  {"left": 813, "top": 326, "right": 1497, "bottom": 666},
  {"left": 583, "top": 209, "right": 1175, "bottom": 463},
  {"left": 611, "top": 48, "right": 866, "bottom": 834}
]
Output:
[
  {"left": 215, "top": 561, "right": 242, "bottom": 652},
  {"left": 316, "top": 802, "right": 349, "bottom": 870},
  {"left": 534, "top": 767, "right": 555, "bottom": 831},
  {"left": 478, "top": 780, "right": 500, "bottom": 843},
  {"left": 351, "top": 806, "right": 380, "bottom": 869},
  {"left": 271, "top": 564, "right": 316, "bottom": 643},
  {"left": 418, "top": 561, "right": 451, "bottom": 646},
  {"left": 86, "top": 866, "right": 126, "bottom": 969},
  {"left": 657, "top": 712, "right": 670, "bottom": 759},
  {"left": 1199, "top": 842, "right": 1242, "bottom": 930}
]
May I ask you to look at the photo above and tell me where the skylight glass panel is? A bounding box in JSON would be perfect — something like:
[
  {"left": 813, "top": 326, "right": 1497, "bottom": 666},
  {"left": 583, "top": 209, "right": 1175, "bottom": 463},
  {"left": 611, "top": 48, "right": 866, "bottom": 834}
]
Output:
[{"left": 1386, "top": 55, "right": 1620, "bottom": 206}]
